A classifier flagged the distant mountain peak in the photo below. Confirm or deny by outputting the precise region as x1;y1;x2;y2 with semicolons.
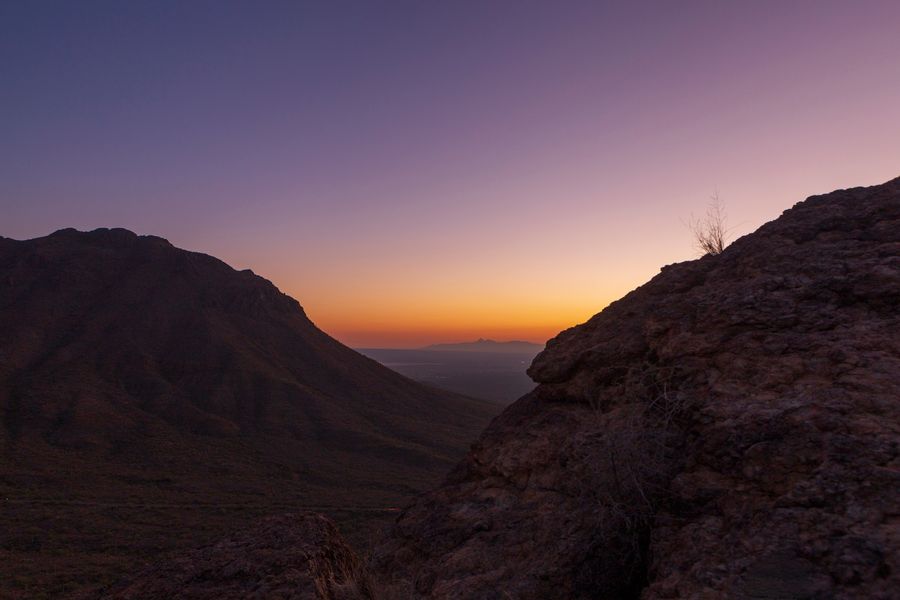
422;339;544;354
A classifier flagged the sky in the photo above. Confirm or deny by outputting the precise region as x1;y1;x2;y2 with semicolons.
2;1;899;347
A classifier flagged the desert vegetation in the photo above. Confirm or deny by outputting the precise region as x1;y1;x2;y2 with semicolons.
689;193;729;255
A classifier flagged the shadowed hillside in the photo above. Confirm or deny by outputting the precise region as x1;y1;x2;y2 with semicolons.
0;228;498;598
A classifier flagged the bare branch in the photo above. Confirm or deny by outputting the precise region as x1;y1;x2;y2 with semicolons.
688;192;728;256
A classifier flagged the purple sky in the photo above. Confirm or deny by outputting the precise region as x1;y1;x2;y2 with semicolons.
3;1;899;346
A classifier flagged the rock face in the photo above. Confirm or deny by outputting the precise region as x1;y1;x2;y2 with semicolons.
371;178;900;598
100;513;367;600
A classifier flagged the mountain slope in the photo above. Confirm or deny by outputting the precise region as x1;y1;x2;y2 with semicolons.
370;178;900;598
0;227;497;597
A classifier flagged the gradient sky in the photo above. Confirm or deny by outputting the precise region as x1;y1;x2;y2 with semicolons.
3;1;899;347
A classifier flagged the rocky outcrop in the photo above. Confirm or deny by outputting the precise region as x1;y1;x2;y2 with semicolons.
370;178;900;598
100;513;368;599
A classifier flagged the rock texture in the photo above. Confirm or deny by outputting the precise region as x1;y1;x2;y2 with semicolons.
371;177;900;598
100;513;367;600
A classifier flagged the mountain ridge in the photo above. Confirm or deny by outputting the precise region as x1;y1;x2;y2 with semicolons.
0;227;498;598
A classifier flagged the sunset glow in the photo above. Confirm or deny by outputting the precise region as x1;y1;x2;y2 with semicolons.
3;1;900;347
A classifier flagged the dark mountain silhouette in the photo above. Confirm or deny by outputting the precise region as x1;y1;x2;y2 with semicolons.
421;339;543;354
0;228;497;598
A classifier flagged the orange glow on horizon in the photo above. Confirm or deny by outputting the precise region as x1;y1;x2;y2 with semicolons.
275;266;631;348
315;319;583;349
288;284;616;348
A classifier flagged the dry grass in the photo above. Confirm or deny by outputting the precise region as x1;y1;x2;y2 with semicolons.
689;193;729;256
325;561;414;600
578;361;691;589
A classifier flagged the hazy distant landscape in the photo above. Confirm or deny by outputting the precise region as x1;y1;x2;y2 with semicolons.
359;340;543;404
